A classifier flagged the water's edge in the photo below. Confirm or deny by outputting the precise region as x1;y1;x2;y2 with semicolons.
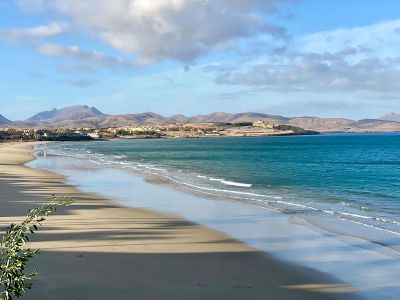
27;147;400;300
35;140;400;254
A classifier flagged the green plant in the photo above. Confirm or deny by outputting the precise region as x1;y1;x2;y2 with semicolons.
0;196;74;300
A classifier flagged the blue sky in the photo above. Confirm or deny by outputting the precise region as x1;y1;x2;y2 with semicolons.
1;0;400;120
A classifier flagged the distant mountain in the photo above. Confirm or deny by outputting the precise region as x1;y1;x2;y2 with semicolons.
20;109;289;128
183;112;288;124
25;105;105;124
288;117;354;132
1;105;399;132
0;114;11;125
379;113;400;122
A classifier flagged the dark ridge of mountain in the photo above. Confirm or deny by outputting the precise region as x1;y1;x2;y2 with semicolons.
122;112;166;124
168;114;188;123
25;105;105;123
0;114;12;125
26;108;58;123
184;112;234;123
379;112;400;122
89;106;105;116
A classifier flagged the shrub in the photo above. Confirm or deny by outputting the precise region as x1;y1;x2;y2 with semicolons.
0;196;74;300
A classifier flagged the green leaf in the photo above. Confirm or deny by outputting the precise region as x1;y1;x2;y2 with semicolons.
0;195;74;299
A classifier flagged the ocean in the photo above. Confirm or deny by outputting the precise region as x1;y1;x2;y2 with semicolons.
29;133;400;299
36;133;400;245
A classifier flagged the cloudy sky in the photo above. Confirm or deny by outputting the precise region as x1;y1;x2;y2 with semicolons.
1;0;400;120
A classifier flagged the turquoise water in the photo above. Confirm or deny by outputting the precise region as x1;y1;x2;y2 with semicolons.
40;133;400;243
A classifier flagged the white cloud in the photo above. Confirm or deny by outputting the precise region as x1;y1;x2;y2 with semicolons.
16;0;289;63
212;47;400;94
37;43;136;71
37;43;91;58
297;18;400;58
0;20;133;71
208;18;400;96
1;22;67;43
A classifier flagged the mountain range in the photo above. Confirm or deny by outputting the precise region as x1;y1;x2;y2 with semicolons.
1;105;400;133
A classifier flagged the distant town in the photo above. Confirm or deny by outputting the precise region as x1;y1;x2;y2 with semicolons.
0;121;319;142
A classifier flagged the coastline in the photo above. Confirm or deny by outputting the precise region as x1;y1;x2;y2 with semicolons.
28;138;400;299
0;142;358;299
36;136;400;252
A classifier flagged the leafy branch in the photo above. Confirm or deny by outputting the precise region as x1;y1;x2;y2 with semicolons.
0;196;74;300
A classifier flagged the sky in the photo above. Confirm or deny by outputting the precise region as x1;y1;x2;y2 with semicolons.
1;0;400;121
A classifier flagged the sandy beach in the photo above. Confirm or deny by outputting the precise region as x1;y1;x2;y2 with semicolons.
0;142;361;299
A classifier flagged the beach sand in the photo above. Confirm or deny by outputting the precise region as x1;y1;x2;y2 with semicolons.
0;142;361;299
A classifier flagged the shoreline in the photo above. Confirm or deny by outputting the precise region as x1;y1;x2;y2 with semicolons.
28;140;400;299
0;142;358;299
37;138;400;254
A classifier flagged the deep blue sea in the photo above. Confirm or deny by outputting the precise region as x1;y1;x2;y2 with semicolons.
39;133;400;245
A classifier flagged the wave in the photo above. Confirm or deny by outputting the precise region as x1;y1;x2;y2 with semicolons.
220;180;252;188
209;177;224;182
205;177;252;188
